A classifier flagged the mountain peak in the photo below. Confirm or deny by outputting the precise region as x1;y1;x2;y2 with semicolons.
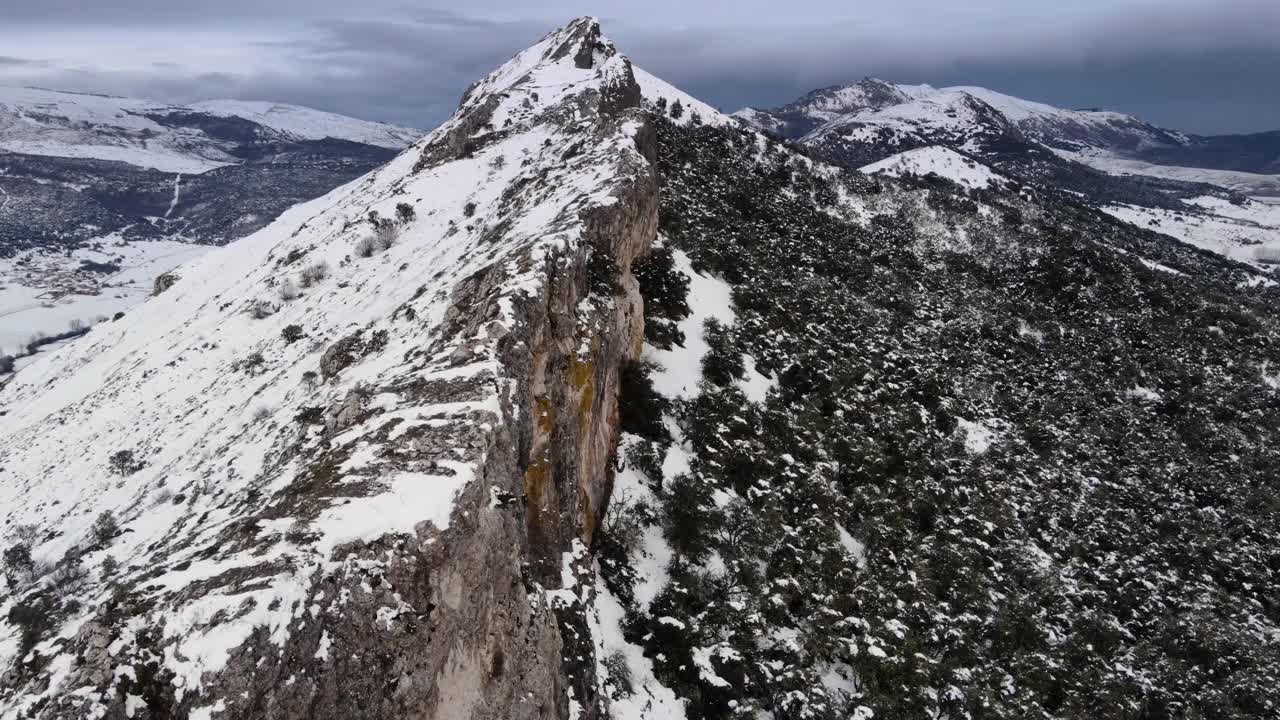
422;16;639;165
0;17;658;717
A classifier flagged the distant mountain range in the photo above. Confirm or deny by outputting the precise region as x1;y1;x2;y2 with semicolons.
736;78;1280;177
735;77;1280;275
0;86;422;357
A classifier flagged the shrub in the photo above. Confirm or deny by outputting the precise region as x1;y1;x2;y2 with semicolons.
700;319;744;386
3;543;36;586
7;595;54;658
634;244;691;349
299;261;330;288
49;556;88;598
355;235;379;258
109;450;141;476
662;473;720;561
0;355;13;374
240;352;267;375
463;202;477;218
373;222;399;251
603;650;633;697
624;438;666;483
91;511;120;545
282;324;305;344
395;202;416;224
247;299;277;319
278;278;301;302
619;361;671;442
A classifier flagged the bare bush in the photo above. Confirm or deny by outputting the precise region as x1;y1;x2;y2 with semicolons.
355;235;378;258
12;524;39;545
299;261;330;288
374;222;399;251
49;556;89;598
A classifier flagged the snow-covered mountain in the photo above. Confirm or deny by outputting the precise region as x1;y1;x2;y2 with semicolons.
737;78;1280;175
738;79;1280;276
0;87;420;173
0;88;424;364
2;16;1280;720
0;17;662;719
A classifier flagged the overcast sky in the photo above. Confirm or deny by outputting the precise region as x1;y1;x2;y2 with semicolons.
0;0;1277;134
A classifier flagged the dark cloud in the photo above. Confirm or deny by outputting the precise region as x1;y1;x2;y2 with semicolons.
0;1;1276;135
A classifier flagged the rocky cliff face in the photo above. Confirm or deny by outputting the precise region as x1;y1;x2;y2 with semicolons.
0;17;654;720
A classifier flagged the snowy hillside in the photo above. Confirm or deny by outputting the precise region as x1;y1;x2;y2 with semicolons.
183;100;420;150
0;17;659;718
1103;194;1280;272
0;89;426;368
860;145;1008;189
742;79;1279;274
0;86;421;173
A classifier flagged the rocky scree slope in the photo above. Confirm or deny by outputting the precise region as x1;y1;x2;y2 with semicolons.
0;17;656;720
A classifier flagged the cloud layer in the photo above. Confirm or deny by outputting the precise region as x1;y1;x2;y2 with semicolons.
0;1;1276;134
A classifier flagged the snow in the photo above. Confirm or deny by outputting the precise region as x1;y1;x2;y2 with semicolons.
944;85;1135;126
956;418;999;454
860;146;1006;189
836;522;868;569
1101;198;1280;272
311;466;473;557
1126;386;1163;402
644;248;735;399
589;566;687;719
1058;151;1280;198
634;67;732;127
737;354;776;403
0;238;210;357
184;100;420;149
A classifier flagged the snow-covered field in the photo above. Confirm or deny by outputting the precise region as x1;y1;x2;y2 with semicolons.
0;239;209;356
860;145;1007;189
1059;150;1280;198
1103;195;1280;271
185;100;420;150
